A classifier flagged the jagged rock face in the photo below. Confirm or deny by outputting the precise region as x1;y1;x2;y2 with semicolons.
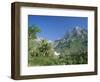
54;26;87;54
63;26;87;39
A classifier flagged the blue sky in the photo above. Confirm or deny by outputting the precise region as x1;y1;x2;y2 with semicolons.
28;15;88;41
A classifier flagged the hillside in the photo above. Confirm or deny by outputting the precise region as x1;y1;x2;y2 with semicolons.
54;26;88;64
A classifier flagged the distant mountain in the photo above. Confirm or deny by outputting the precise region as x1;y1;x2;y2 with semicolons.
54;26;87;54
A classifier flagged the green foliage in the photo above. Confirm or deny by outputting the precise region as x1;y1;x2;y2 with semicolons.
28;25;60;66
38;40;54;57
28;25;41;39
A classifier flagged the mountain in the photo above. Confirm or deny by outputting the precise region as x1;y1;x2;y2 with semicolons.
54;26;88;64
54;26;87;50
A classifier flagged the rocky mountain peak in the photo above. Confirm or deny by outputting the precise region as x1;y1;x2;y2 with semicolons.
63;26;87;39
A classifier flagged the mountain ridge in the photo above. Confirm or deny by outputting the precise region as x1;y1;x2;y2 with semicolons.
54;26;87;54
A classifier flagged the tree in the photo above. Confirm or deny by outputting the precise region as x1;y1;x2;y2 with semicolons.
38;40;54;57
28;25;41;39
28;25;41;65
